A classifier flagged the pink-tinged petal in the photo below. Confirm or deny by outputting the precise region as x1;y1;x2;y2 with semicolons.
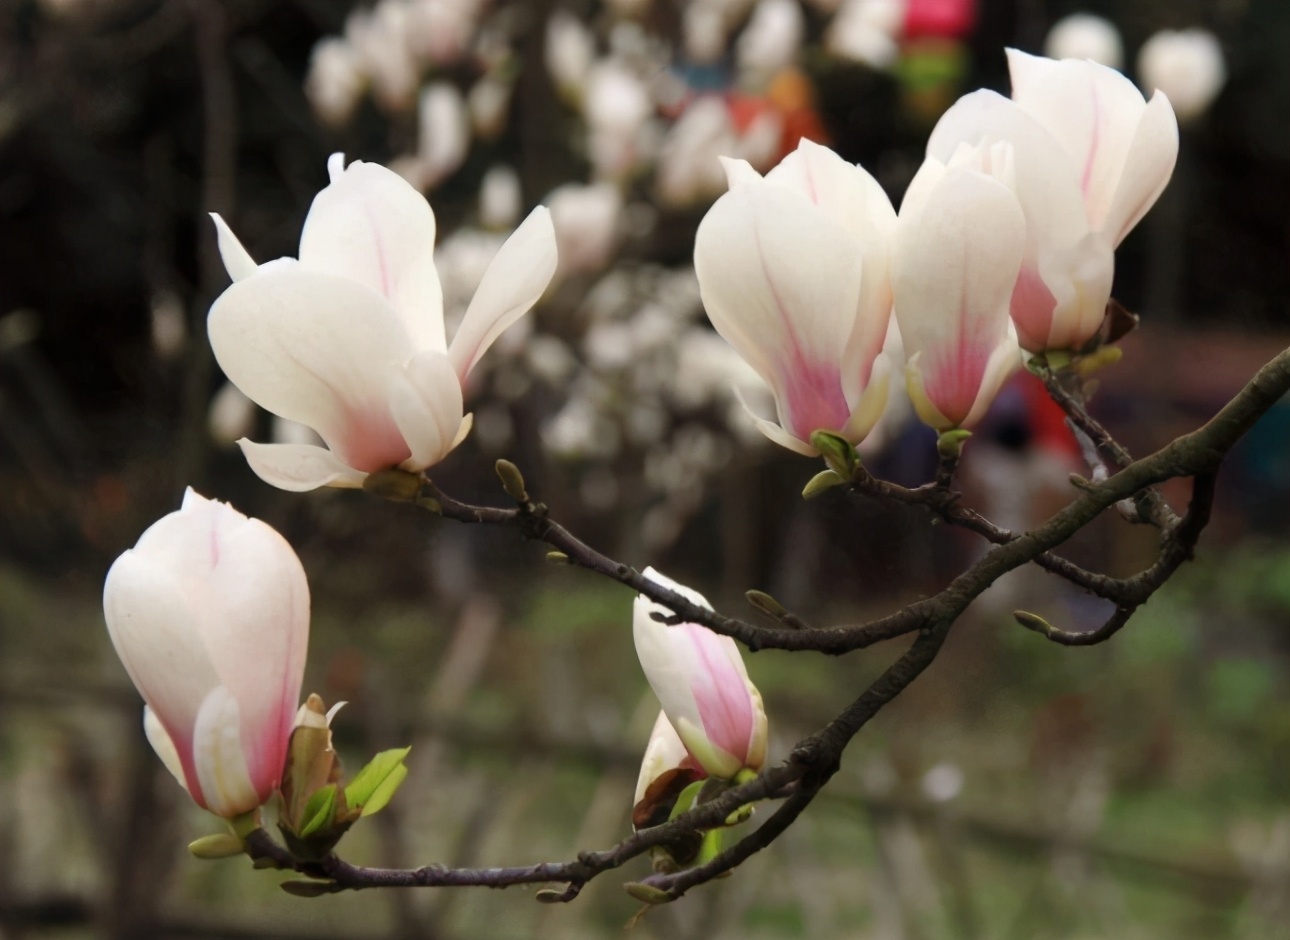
447;206;558;382
208;267;414;472
1009;260;1060;352
1100;91;1178;246
1005;48;1160;235
695;183;861;444
1029;232;1115;351
762;139;898;408
903;355;953;431
189;506;309;792
238;440;369;491
210;214;259;282
734;386;820;456
104;550;224;756
674;715;742;781
958;329;1023;429
299;154;447;353
894;166;1025;429
190;686;261;816
144;706;190;794
389;350;467;470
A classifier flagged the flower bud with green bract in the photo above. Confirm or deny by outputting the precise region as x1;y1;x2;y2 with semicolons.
694;138;896;456
102;489;309;820
633;568;768;781
207;153;558;492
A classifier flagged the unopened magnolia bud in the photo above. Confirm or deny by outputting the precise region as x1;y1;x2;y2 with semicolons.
495;459;529;502
1013;610;1056;635
280;880;342;898
187;833;245;860
745;589;787;618
534;887;570;903
624;882;674;905
802;469;844;499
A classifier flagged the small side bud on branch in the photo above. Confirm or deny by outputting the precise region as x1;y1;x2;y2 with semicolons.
802;469;845;500
1073;345;1123;377
187;833;245;860
495;459;529;503
534;887;573;903
546;551;570;564
745;590;787;618
363;468;423;501
280;879;343;898
1013;610;1058;637
624;882;674;905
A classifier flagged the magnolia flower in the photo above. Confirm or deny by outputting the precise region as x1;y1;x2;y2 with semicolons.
926;49;1177;352
207;154;557;491
694;137;896;454
102;489;309;819
894;140;1025;430
546;181;623;278
633;567;768;780
736;0;805;82
417;82;471;189
1137;29;1225;124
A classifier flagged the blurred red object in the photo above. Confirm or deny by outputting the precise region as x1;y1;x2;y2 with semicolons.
904;0;977;40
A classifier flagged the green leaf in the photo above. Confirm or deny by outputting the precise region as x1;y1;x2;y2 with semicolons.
298;784;338;838
344;747;412;816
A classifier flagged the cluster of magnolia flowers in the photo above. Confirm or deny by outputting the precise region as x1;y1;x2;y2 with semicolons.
102;47;1179;865
102;490;767;863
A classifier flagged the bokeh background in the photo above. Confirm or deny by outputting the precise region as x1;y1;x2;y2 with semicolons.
1;0;1289;937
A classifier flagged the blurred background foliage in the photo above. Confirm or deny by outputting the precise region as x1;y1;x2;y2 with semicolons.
0;0;1288;937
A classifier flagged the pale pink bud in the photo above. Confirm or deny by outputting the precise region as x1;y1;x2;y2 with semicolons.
633;568;768;780
894;141;1025;430
926;49;1177;352
633;710;702;813
207;154;558;491
694;138;896;454
102;489;309;819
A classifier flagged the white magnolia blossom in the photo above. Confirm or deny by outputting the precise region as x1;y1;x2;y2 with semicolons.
207;154;557;491
926;49;1178;352
479;164;522;230
546;9;596;100
694;138;896;454
305;37;367;127
345;1;420;111
103;490;309;819
737;0;806;81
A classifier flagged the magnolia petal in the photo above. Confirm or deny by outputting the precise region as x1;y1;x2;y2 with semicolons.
448;206;558;382
1101;91;1179;246
210;214;259;282
389;350;467;470
695;183;862;440
1006;48;1159;234
841;352;892;443
634;710;692;806
208;267;411;456
958;330;1023;430
675;714;742;781
927;90;1089;249
191;686;262;817
237;440;369;491
1030;231;1115;351
904;354;954;431
739;396;819;455
104;549;224;751
143;706;190;794
718;155;763;188
894;167;1025;429
299;156;447;353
